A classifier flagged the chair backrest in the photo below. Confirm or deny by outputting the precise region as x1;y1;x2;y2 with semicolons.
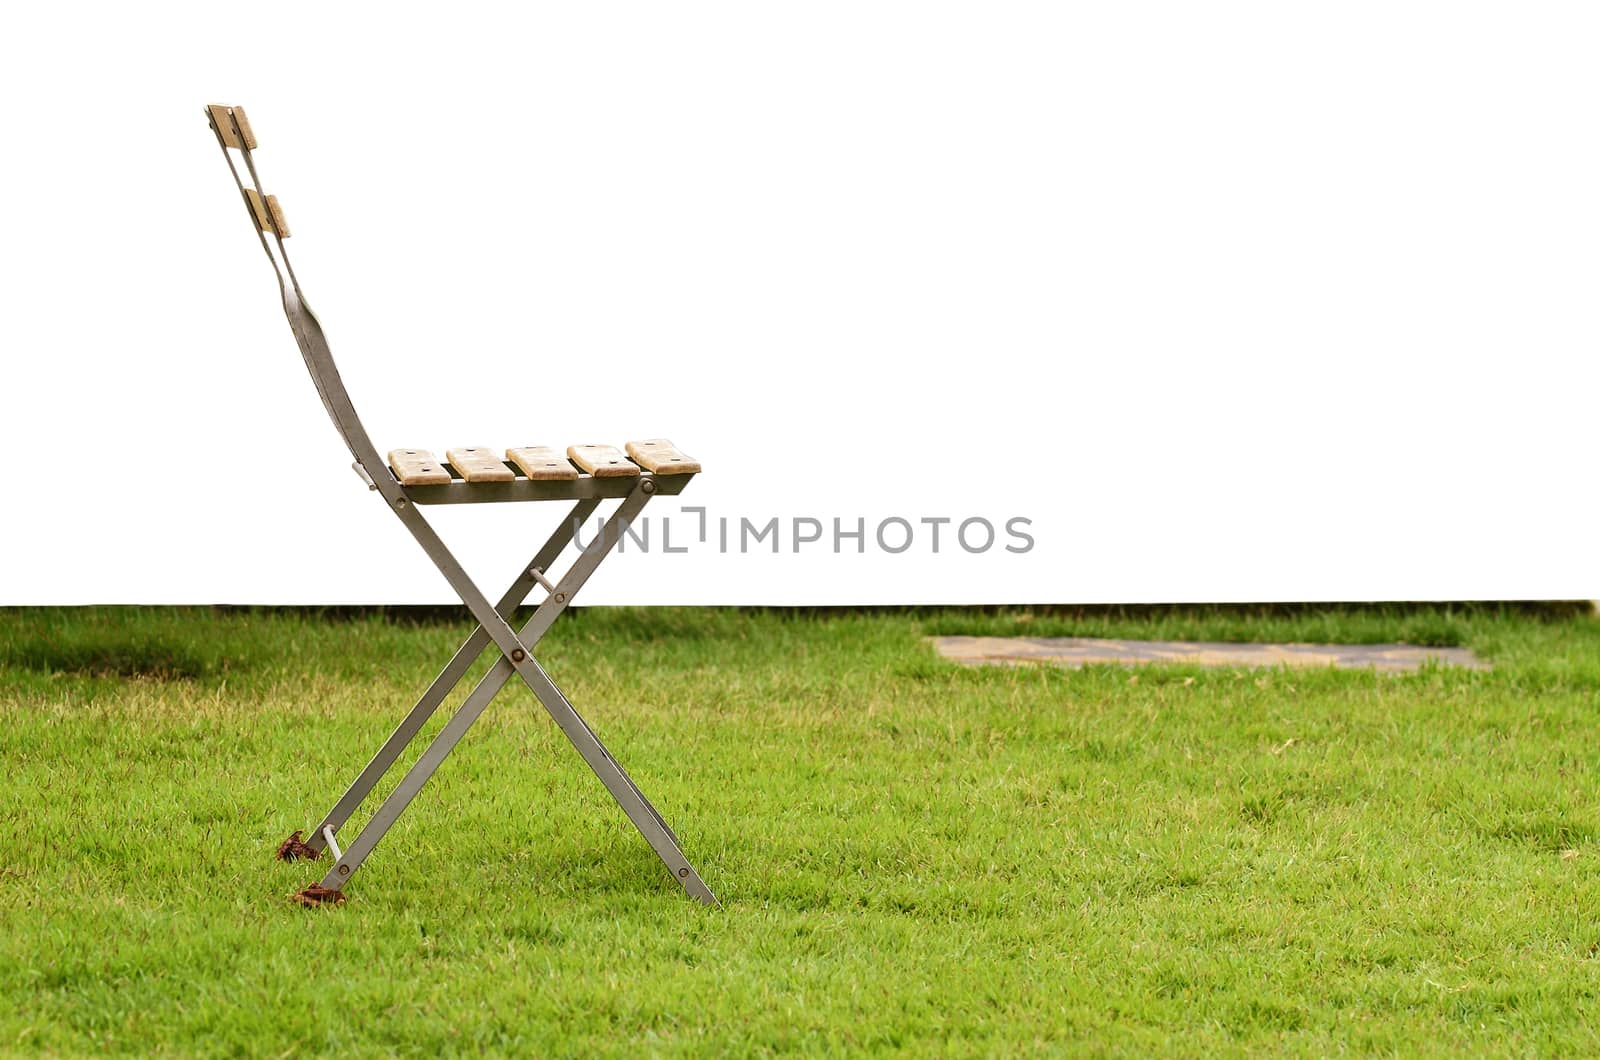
206;104;389;486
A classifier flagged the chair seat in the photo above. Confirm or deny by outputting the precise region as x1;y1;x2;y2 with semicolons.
385;440;700;503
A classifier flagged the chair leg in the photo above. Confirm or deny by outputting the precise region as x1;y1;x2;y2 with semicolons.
513;654;716;904
298;500;599;856
312;629;715;904
480;487;715;900
307;485;714;905
314;651;518;891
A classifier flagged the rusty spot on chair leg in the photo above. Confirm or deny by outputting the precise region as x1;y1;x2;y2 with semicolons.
292;884;346;908
276;830;321;862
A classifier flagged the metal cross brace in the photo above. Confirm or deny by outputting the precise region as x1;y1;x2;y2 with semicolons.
300;482;716;905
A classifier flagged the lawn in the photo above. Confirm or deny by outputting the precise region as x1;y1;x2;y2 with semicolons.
1;604;1598;1055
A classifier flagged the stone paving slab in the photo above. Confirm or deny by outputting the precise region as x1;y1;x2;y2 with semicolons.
932;636;1488;672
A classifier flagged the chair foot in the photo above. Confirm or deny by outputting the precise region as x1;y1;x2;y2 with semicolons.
275;830;321;862
291;884;346;907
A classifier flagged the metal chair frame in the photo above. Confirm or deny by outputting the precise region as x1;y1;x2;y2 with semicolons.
205;104;715;906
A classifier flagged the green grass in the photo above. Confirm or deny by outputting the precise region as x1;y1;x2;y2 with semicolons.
2;604;1599;1055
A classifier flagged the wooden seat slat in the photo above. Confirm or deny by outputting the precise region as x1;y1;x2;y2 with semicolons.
389;449;452;487
624;439;700;475
446;447;515;483
507;445;580;481
567;444;641;478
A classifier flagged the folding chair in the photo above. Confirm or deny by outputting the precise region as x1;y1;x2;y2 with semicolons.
204;104;715;907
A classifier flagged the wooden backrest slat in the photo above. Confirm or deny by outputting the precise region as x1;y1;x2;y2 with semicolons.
231;107;258;149
207;104;259;150
243;189;273;233
265;194;290;238
208;104;241;149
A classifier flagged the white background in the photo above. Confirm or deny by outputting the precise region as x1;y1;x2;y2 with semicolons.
1;2;1594;604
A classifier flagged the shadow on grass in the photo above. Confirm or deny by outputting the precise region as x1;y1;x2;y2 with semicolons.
1;637;213;680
